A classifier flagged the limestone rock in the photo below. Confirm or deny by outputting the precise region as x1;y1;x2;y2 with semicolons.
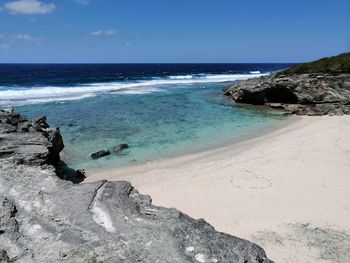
0;109;273;263
224;73;350;115
0;249;9;262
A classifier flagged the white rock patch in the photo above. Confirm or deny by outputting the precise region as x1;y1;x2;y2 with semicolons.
27;224;42;235
186;246;194;252
91;184;115;233
195;253;206;262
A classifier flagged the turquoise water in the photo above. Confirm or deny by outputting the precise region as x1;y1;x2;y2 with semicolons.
1;63;292;172
16;81;287;172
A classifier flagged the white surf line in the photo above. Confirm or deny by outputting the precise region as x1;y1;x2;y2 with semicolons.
89;181;115;233
0;73;268;104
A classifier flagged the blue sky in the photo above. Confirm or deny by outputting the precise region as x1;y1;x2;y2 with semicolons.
0;0;349;63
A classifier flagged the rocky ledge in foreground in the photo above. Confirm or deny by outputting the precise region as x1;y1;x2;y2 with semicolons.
224;53;350;116
0;109;272;263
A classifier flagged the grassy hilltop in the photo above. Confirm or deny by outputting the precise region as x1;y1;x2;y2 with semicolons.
281;52;350;75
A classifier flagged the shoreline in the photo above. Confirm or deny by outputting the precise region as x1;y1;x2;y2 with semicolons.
86;115;350;262
0;109;274;262
85;113;297;176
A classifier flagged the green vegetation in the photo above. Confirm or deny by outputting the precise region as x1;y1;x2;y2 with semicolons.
281;52;350;75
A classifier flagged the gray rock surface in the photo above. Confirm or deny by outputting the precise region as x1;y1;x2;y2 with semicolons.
0;109;273;263
223;73;350;115
0;249;9;262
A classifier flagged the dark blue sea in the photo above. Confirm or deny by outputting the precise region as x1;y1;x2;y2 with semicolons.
0;63;293;171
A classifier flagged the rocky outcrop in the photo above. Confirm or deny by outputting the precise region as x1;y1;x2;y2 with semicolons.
113;144;129;155
0;108;64;165
224;73;350;115
224;53;350;116
0;109;273;263
91;149;110;160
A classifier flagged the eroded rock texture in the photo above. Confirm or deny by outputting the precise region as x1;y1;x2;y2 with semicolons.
0;109;272;263
224;73;350;116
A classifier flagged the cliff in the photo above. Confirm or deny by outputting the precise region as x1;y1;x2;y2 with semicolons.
0;108;272;263
224;53;350;115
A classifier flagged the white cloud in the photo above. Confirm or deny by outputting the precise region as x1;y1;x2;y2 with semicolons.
0;43;10;49
89;29;118;37
13;33;44;42
4;0;55;15
0;33;45;49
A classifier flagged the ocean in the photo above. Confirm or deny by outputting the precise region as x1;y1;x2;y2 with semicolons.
0;63;293;171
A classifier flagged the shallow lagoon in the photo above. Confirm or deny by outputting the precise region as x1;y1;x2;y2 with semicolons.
16;81;287;171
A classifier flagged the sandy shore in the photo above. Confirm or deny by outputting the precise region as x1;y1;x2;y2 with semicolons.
86;116;350;263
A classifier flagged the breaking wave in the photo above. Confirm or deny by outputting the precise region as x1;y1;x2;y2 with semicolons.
0;73;267;106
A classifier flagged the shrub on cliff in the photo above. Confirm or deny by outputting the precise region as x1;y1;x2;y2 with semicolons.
281;52;350;75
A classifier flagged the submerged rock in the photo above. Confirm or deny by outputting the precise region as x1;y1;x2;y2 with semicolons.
91;149;110;159
113;143;129;154
0;109;273;263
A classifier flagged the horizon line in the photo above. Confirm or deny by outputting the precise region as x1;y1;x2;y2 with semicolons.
0;62;299;65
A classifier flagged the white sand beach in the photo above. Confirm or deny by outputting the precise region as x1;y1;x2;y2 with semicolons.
87;116;350;263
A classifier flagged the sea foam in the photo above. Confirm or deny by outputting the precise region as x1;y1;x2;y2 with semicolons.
0;73;267;106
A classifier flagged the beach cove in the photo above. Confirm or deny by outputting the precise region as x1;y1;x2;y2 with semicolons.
87;115;350;263
1;1;349;262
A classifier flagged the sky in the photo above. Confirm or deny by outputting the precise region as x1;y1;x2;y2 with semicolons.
0;0;349;63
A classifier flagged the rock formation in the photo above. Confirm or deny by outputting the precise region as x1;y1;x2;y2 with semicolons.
113;144;129;155
91;150;111;160
0;109;273;263
224;53;350;115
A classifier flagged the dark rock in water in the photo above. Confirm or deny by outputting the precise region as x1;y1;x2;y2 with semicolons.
113;143;129;154
67;123;75;127
0;110;273;263
224;53;350;116
91;150;110;159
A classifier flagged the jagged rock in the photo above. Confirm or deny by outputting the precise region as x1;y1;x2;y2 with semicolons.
224;53;350;116
0;110;64;166
224;73;350;115
45;128;64;163
1;108;13;114
0;249;9;262
34;116;49;129
91;150;110;159
75;169;86;178
0;110;273;263
0;197;19;237
113;143;129;155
